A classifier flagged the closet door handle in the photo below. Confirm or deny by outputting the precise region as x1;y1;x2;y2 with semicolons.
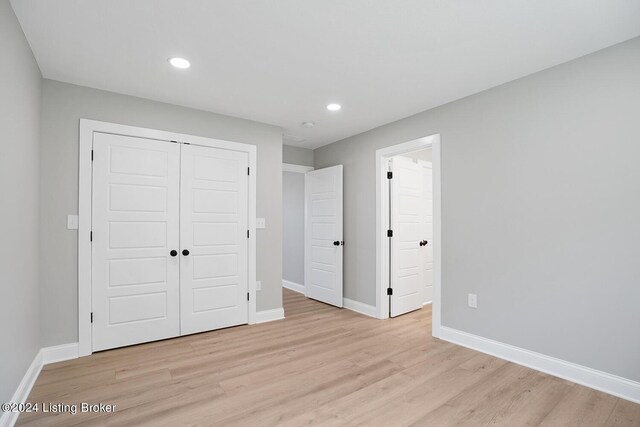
182;249;190;256
170;250;178;257
333;241;340;246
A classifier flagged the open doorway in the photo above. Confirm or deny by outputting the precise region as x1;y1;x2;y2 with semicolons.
375;135;442;337
282;163;313;294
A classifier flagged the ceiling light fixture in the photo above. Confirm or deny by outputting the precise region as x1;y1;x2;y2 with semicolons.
326;103;341;111
168;57;191;69
302;121;315;128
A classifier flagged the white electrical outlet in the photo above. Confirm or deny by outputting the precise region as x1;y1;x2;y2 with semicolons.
468;293;478;309
256;281;262;291
67;214;79;230
256;218;266;229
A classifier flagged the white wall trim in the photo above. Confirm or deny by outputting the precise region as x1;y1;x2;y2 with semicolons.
0;342;80;427
282;280;305;294
423;300;432;306
283;163;314;173
41;343;79;365
78;119;257;357
0;351;42;427
440;326;640;404
343;298;378;318
254;308;285;324
375;134;441;331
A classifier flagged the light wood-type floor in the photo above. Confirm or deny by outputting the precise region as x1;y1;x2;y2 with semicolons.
18;289;640;426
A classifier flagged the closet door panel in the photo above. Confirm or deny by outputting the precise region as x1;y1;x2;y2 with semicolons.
91;133;180;351
180;145;249;335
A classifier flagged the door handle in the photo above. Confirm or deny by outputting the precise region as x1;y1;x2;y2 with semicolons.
333;241;340;246
419;240;428;247
170;250;178;257
182;249;190;256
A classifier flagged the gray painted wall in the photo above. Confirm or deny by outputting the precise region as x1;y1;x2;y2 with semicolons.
283;172;305;285
39;80;283;347
283;144;314;167
314;37;640;381
0;0;42;403
282;145;312;287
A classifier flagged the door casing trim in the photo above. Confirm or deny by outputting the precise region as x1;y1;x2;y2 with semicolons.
375;134;441;338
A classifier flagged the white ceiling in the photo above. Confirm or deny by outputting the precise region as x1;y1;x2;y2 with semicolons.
11;1;640;149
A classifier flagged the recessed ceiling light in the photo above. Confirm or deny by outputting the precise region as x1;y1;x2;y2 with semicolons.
326;103;341;111
168;57;191;69
302;121;315;128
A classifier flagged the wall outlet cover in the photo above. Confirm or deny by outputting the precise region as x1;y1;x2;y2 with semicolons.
468;293;478;309
256;281;262;291
256;218;266;229
67;214;79;230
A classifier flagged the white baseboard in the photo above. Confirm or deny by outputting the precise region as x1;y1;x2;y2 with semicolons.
423;300;432;306
282;280;305;294
439;326;640;404
343;298;378;318
1;343;80;427
42;343;79;365
0;351;43;427
255;308;285;324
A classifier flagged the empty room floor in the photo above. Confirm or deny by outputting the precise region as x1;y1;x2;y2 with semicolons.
18;289;640;426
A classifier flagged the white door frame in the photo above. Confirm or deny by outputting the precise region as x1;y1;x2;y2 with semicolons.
375;134;442;337
78;119;258;357
283;163;314;174
282;163;314;293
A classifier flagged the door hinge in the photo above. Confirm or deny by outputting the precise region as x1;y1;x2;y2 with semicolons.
387;288;393;296
90;231;93;241
247;167;250;175
247;229;250;239
90;312;93;323
387;229;393;237
387;171;392;179
247;292;250;301
91;150;94;161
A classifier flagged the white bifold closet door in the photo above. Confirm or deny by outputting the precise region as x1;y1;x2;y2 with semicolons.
92;133;249;351
305;165;343;307
180;144;249;335
92;133;181;351
389;156;424;317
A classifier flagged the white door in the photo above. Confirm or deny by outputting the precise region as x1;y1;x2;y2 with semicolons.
91;133;181;351
180;144;249;335
419;161;434;304
390;157;424;317
305;165;343;307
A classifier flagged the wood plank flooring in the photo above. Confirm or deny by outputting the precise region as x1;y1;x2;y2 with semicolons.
18;289;640;426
